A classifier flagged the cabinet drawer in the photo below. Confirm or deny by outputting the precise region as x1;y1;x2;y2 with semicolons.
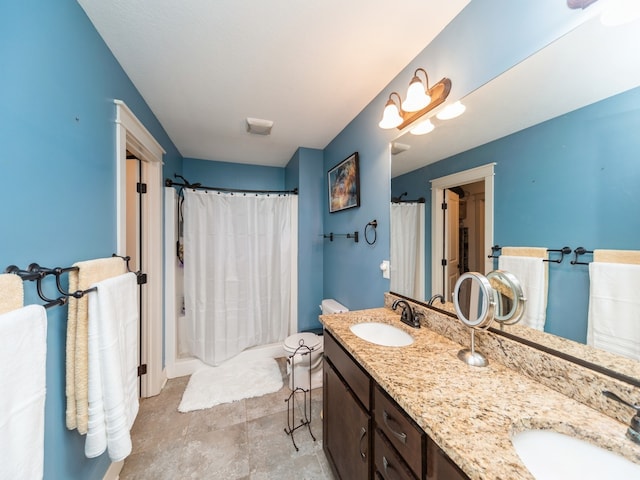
374;429;417;480
324;330;370;410
374;386;424;479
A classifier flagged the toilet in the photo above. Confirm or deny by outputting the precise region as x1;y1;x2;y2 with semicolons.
283;298;348;391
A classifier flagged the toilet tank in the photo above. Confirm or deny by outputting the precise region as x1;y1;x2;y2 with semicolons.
321;299;349;314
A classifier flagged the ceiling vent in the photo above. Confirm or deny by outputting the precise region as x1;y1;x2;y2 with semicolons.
246;117;273;135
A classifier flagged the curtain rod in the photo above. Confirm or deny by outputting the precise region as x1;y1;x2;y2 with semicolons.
165;176;298;195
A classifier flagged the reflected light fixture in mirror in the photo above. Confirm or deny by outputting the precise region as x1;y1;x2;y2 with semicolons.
402;68;432;112
410;118;435;135
436;101;466;120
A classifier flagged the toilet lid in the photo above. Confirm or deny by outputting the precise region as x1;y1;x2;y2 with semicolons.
284;332;321;352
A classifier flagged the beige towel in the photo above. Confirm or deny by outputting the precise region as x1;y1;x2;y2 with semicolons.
594;249;640;265
501;246;548;259
66;257;127;433
0;274;23;315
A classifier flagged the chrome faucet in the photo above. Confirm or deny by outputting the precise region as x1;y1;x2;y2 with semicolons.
603;390;640;445
428;294;445;306
391;299;420;328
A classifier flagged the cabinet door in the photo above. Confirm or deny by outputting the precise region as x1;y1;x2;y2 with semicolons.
426;436;470;480
324;361;371;480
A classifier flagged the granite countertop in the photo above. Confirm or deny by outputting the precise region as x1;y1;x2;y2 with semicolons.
320;308;640;480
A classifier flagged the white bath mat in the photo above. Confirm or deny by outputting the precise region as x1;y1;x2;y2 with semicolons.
178;358;283;412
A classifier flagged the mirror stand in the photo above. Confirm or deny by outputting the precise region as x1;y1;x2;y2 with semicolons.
458;328;489;367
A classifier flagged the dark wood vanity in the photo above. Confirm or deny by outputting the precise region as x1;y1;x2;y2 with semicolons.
323;330;469;480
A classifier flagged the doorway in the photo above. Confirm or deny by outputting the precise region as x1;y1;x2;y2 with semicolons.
115;100;165;398
431;163;494;300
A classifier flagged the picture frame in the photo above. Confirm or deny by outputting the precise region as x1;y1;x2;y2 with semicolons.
328;152;360;213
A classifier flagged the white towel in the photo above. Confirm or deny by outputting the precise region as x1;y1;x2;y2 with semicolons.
0;305;47;480
587;262;640;361
498;255;548;331
85;273;139;462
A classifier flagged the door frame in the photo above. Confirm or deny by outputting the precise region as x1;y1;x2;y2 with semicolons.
431;163;495;299
115;99;166;397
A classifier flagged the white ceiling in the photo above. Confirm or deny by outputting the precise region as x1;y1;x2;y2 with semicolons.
77;0;470;167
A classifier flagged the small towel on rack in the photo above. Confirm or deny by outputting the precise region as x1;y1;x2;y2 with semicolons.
499;248;548;331
0;305;47;480
587;261;640;361
0;273;24;315
85;272;139;462
593;249;640;265
66;257;127;433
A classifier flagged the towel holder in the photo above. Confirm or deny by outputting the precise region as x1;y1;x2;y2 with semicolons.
543;246;572;264
571;247;594;265
322;232;359;243
112;254;147;284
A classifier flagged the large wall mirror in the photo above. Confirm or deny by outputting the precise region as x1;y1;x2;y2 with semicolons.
390;13;640;382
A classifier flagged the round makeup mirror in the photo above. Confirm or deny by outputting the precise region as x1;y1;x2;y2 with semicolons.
453;272;497;367
487;270;526;326
453;272;496;330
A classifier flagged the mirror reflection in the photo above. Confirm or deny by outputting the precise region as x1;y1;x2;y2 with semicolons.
389;14;640;373
487;270;526;326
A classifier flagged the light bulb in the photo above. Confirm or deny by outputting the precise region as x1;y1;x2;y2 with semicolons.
402;78;431;112
378;99;403;129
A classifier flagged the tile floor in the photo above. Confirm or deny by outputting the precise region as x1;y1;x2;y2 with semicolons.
120;359;335;479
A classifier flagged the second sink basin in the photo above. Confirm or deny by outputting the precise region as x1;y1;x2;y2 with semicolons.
349;322;414;347
512;429;640;479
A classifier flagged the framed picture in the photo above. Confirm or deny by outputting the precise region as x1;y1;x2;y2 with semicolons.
328;152;360;213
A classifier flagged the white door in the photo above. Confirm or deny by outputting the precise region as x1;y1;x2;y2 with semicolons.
444;189;460;301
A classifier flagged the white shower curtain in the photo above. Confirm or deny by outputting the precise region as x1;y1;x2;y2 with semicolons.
183;189;297;366
390;202;425;301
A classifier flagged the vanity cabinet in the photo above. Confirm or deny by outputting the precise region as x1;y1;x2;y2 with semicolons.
323;330;470;480
323;332;372;479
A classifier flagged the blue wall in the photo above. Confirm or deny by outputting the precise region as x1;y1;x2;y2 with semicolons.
322;0;595;312
1;2;182;479
285;148;325;332
183;157;285;190
392;86;640;343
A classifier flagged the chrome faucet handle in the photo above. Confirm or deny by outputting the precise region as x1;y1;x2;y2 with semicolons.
603;390;640;445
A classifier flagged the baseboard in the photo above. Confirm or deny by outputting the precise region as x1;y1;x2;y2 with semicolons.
103;460;123;480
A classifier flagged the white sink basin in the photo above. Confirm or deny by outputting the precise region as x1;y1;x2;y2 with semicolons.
512;429;640;479
349;322;414;347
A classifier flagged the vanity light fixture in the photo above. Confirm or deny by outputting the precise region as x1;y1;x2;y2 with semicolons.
436;101;466;120
410;118;435;135
378;70;451;131
402;68;432;112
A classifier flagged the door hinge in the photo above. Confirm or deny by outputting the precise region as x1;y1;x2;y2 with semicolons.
137;364;147;376
137;273;148;285
441;259;447;266
441;202;447;210
136;182;147;194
